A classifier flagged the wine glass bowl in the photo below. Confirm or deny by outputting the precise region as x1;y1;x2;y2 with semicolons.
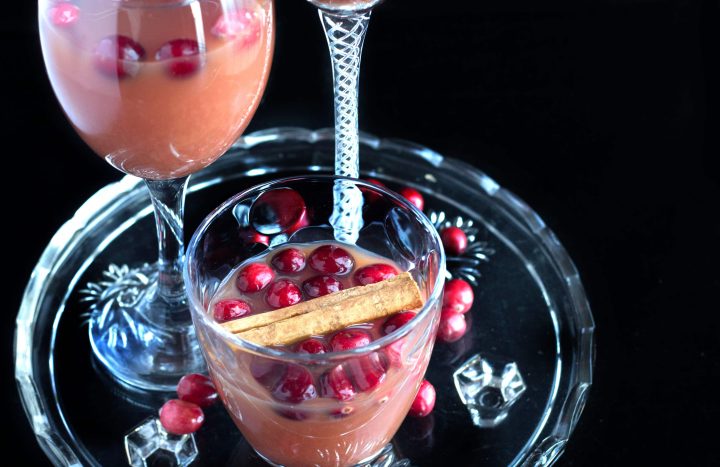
40;0;274;180
38;0;275;391
185;176;445;466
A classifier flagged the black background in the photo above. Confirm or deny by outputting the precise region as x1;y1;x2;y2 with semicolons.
3;0;719;465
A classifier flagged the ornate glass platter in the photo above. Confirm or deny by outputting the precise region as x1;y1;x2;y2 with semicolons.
15;128;594;466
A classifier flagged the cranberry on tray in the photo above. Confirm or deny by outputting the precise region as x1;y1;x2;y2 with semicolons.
443;278;474;314
409;379;436;417
159;399;204;435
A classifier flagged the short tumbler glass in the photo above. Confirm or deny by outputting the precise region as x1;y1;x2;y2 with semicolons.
184;176;445;466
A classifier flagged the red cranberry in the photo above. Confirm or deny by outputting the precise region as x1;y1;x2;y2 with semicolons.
155;39;202;77
93;35;145;79
238;228;269;246
308;245;355;275
398;187;425;211
251;188;307;235
271;365;317;403
443;279;474;314
441;226;469;255
235;263;274;293
271;248;306;273
409;380;436;417
437;308;467;343
266;279;302;309
382;311;417;335
250;358;285;388
296;338;327;354
158;399;204;435
353;263;398;286
50;3;79;28
211;8;261;47
303;275;344;299
320;366;356;401
330;329;371;352
177;373;217;408
213;299;251;323
347;354;386;392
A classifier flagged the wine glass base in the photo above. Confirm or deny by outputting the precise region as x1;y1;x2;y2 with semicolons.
84;262;206;392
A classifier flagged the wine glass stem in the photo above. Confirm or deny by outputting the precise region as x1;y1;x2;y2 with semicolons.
320;9;371;244
144;176;189;309
319;9;371;178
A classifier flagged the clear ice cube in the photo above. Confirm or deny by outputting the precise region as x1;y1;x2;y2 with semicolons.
453;354;526;428
124;417;198;467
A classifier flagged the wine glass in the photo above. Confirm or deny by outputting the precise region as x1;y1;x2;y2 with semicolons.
39;0;275;391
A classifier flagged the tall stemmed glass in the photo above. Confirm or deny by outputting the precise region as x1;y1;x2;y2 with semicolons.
307;0;383;243
39;0;275;391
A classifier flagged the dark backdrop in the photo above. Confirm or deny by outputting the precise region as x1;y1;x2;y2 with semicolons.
3;0;718;465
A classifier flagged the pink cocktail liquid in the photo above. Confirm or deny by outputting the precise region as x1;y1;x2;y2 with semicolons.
203;241;436;466
40;0;274;180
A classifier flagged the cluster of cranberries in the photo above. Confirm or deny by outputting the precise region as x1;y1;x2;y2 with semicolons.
48;1;260;78
213;244;402;322
159;373;218;435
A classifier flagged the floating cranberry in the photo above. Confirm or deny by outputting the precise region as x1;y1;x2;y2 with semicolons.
266;279;302;309
251;188;307;235
303;275;344;299
347;354;386;392
155;38;202;77
250;358;285;388
211;8;261;47
382;311;416;335
158;399;204;435
409;380;436;417
50;2;79;28
441;226;468;255
353;263;398;286
443;278;474;314
296;338;327;355
436;308;467;343
271;248;306;273
177;373;218;408
398;187;425;211
330;329;371;352
93;35;145;78
236;263;274;293
320;366;356;401
271;365;317;403
308;245;355;275
213;299;251;322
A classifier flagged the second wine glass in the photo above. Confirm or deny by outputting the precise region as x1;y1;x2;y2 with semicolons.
39;0;275;391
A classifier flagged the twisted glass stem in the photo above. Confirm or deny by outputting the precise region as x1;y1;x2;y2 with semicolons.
144;176;189;317
320;9;371;243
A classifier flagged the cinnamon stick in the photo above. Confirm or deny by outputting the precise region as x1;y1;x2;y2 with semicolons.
220;272;424;346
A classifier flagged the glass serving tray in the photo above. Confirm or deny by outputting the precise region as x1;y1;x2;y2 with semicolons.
15;127;595;467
